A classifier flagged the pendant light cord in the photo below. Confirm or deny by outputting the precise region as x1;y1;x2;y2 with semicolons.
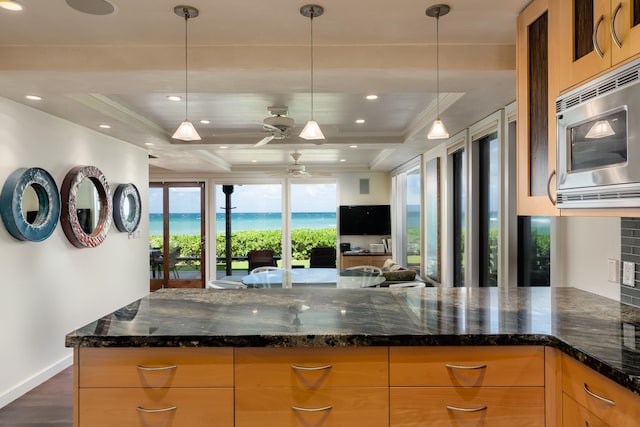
435;12;440;120
184;11;189;120
309;12;315;120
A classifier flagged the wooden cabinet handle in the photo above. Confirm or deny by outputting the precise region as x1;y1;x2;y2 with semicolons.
446;405;487;412
445;363;487;370
136;365;177;371
292;405;332;412
583;383;616;406
136;405;177;413
611;3;623;48
593;15;605;58
291;364;332;371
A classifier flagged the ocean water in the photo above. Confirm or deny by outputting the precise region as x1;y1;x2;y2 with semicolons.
150;212;337;235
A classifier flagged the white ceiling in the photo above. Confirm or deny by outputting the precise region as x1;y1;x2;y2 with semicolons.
0;0;530;176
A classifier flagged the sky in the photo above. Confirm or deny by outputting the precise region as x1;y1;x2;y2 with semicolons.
149;183;337;214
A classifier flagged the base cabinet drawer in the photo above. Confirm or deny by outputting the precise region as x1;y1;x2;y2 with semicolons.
79;347;234;388
235;387;389;427
562;355;640;426
390;346;544;387
390;387;544;427
562;393;609;427
235;347;388;387
78;388;234;427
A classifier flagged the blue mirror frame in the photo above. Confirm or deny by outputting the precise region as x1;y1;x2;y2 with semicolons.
113;183;141;233
0;167;61;242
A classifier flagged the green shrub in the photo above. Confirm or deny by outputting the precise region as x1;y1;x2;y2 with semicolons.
150;227;337;261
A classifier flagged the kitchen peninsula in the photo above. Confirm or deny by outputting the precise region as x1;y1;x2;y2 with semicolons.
66;287;640;426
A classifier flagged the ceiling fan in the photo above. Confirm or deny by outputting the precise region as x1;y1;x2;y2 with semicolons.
287;152;312;177
255;106;294;147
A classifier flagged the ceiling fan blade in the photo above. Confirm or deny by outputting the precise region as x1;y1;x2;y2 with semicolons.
255;135;275;147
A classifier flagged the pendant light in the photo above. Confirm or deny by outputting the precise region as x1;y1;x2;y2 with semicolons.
172;5;201;141
299;4;325;141
426;4;450;140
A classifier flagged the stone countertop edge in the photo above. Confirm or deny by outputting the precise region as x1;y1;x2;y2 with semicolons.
64;287;640;397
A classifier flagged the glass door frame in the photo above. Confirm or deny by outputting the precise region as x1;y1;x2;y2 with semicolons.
150;181;206;291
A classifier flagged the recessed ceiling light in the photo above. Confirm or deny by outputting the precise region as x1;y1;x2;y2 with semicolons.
251;159;257;163
219;146;228;149
350;145;358;148
167;95;182;102
0;1;23;11
200;119;211;124
98;124;111;129
25;95;42;101
365;94;378;100
340;159;346;162
355;119;365;124
144;142;154;146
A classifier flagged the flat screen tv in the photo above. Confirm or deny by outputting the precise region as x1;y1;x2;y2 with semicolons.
339;205;391;235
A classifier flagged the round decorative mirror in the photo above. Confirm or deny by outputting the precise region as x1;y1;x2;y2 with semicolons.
0;167;61;241
113;183;141;233
60;165;112;248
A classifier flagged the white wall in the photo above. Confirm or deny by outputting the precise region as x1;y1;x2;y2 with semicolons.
0;97;149;407
553;216;621;300
336;172;391;250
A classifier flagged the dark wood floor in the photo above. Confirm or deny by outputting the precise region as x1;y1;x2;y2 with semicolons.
0;367;73;426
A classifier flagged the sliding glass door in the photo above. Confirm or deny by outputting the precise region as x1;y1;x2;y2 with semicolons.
149;182;205;290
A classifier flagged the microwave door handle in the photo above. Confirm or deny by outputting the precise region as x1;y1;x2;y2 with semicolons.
547;170;557;206
593;15;605;58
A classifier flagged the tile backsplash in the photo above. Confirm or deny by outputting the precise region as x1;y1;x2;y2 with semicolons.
621;218;640;307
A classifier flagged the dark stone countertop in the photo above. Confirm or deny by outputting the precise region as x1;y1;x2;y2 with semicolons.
65;287;640;395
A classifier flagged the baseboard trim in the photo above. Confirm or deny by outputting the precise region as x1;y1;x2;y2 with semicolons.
0;354;73;409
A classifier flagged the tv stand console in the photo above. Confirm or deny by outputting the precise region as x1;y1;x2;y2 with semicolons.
340;252;391;269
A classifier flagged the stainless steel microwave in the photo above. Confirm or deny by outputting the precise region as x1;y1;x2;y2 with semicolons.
556;58;640;208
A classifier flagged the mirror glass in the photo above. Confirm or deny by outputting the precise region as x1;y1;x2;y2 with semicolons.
21;184;41;225
76;178;101;235
124;193;136;222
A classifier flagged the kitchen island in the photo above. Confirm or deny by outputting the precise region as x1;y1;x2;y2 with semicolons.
66;287;640;426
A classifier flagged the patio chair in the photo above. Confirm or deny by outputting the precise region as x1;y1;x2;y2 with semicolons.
247;249;276;272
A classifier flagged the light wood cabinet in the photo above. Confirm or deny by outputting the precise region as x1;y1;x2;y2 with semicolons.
516;0;561;216
559;0;640;93
562;393;609;426
389;346;545;427
75;347;234;427
561;353;640;426
339;253;391;269
235;347;389;427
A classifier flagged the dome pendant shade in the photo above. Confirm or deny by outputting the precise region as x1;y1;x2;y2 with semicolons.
427;118;449;139
172;119;201;141
299;120;325;140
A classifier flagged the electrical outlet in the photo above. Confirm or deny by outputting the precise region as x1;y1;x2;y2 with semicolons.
623;261;635;287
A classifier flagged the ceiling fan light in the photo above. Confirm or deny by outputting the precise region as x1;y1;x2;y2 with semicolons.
299;120;325;140
172;119;201;141
427;118;449;140
585;119;615;139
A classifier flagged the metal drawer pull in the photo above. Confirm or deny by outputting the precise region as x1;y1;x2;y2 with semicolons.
445;363;487;370
446;405;487;413
583;383;616;406
593;15;605;58
136;405;177;413
136;365;177;371
611;2;623;48
292;405;332;412
291;364;332;371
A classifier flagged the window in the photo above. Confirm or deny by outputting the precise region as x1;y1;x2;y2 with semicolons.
518;216;551;286
406;168;421;272
451;148;466;286
478;131;499;286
